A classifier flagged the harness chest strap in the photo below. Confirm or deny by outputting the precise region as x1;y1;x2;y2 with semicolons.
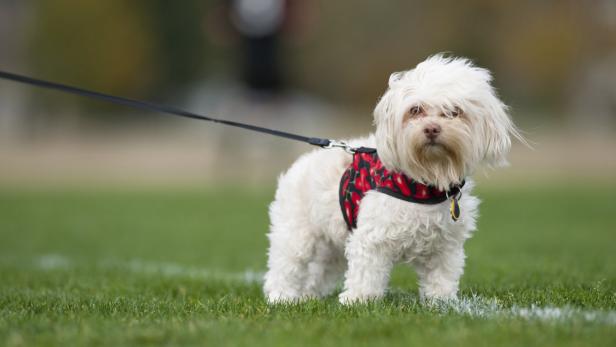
339;150;464;230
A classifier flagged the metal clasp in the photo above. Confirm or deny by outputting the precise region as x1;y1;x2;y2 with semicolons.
324;140;356;154
446;190;462;200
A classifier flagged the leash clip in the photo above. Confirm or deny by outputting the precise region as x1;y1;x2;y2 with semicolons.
324;140;356;154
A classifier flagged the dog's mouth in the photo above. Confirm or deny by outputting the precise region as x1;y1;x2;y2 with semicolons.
406;132;467;189
419;139;457;161
423;139;446;151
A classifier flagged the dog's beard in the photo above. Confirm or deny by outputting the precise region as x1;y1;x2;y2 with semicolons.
403;125;471;190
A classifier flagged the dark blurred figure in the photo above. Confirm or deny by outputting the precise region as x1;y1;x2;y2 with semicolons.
231;0;286;93
208;0;314;96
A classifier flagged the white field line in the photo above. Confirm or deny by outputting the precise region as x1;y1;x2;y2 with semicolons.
429;295;616;325
103;258;265;284
26;254;616;325
35;254;264;284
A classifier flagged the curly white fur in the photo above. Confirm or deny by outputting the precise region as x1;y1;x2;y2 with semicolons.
263;55;520;304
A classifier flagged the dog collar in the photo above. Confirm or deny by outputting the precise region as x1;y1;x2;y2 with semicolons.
339;150;464;230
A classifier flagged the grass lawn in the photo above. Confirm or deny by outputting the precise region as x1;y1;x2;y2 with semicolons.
0;184;615;346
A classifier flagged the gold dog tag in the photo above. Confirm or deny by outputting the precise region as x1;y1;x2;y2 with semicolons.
450;197;460;221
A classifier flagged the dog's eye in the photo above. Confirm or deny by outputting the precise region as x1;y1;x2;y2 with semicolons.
442;107;463;119
409;106;423;117
451;107;463;117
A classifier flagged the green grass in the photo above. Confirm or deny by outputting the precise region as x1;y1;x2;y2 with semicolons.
0;184;615;346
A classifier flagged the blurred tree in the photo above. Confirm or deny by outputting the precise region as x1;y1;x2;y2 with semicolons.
29;1;156;107
138;0;208;96
28;0;208;112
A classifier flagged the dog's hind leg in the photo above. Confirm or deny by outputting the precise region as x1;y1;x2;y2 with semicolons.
303;240;346;298
263;228;345;303
263;228;313;303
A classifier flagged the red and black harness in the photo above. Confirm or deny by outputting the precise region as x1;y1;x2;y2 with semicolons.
339;148;464;230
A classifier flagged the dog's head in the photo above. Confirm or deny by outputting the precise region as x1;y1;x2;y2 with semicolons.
374;55;521;190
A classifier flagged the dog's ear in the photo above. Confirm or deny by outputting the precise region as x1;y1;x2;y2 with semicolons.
374;87;402;171
376;71;405;124
479;98;516;167
388;71;405;88
463;65;525;168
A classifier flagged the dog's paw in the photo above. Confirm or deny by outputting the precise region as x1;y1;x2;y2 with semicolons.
338;290;382;305
420;294;459;306
266;292;300;305
419;288;458;304
419;283;458;302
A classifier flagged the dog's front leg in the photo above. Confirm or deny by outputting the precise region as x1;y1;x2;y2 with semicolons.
339;226;396;304
413;247;465;301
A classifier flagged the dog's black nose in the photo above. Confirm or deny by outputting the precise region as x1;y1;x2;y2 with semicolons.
423;123;442;139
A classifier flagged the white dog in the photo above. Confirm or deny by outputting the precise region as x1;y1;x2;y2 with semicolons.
264;55;522;304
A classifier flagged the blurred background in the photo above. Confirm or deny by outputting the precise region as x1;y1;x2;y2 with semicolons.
1;5;615;344
1;0;615;186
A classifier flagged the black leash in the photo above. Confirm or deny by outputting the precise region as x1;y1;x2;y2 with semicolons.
0;70;375;152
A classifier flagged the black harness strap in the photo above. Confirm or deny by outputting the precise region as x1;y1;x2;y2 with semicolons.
0;70;333;148
375;181;464;204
